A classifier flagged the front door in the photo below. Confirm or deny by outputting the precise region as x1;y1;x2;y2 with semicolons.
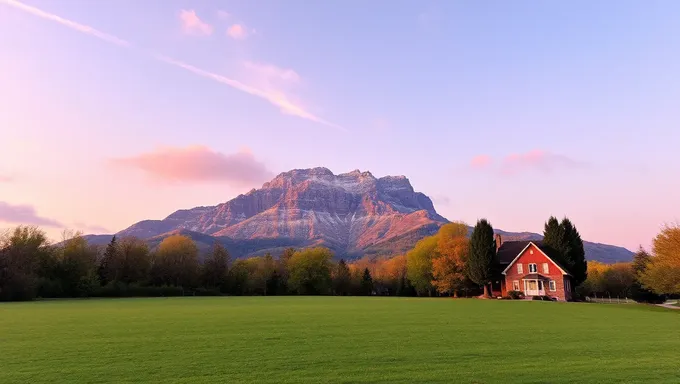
524;280;545;296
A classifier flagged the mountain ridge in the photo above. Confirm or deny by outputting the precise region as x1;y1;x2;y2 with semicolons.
84;167;634;263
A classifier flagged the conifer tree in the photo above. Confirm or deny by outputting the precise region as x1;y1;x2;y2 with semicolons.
467;219;496;297
361;268;374;296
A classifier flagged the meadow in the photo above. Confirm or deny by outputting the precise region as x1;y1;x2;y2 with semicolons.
1;297;679;384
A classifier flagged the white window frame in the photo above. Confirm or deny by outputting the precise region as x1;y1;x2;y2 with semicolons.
549;280;557;291
512;280;520;291
517;263;523;274
542;263;549;274
528;263;537;273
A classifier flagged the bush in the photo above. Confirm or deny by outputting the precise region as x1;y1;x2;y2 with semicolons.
507;290;524;300
93;282;185;298
191;288;223;296
531;295;556;301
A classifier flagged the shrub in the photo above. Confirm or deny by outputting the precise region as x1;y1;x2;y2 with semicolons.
507;290;524;300
93;282;185;298
531;295;556;301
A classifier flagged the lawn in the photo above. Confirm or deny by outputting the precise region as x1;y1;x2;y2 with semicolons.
1;297;679;384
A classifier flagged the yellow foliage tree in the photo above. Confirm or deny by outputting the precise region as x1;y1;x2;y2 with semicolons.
431;222;469;297
640;224;680;295
152;234;199;288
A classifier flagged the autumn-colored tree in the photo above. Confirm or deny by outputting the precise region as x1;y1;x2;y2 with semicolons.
150;234;199;288
202;242;230;291
629;247;664;303
431;222;469;297
287;247;333;295
640;224;680;295
467;219;495;297
372;255;411;295
407;235;439;296
248;253;277;295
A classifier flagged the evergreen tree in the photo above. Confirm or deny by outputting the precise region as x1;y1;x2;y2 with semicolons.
467;219;496;297
561;218;587;286
543;217;587;287
98;236;117;286
202;242;230;292
542;216;565;256
360;268;374;296
333;259;352;295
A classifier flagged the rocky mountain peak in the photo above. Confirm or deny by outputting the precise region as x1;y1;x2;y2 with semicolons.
97;166;633;262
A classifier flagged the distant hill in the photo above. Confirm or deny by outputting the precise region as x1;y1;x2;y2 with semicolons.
84;167;634;263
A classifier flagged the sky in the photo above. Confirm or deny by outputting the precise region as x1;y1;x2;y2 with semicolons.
1;0;679;251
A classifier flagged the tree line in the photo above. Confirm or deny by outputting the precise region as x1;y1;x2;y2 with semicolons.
578;224;679;302
1;221;678;302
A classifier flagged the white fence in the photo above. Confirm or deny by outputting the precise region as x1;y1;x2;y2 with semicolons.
585;296;633;304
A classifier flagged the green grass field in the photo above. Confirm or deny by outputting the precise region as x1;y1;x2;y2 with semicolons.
1;297;679;384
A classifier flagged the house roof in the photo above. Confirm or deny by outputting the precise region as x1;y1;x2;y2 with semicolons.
498;241;572;276
497;241;549;264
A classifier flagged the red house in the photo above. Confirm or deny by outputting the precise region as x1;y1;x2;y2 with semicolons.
493;236;573;301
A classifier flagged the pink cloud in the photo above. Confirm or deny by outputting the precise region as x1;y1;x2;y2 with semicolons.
217;10;231;20
73;222;111;234
110;146;274;186
501;150;585;175
0;201;63;227
468;150;585;176
0;175;13;183
227;24;248;40
179;9;213;36
470;155;492;169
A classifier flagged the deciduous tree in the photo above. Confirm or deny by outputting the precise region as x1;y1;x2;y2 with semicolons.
640;224;680;295
151;234;199;288
287;247;333;295
406;235;439;296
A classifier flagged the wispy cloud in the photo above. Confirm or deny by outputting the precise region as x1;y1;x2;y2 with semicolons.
179;9;213;36
0;174;13;183
470;155;492;169
227;24;249;40
0;201;64;227
110;146;275;187
0;0;130;46
468;150;586;176
217;10;231;20
500;150;586;175
73;222;111;234
0;0;341;130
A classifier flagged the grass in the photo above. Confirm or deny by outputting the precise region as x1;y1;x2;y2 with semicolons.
1;297;679;384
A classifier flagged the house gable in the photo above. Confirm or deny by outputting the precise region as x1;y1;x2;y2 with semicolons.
501;242;570;276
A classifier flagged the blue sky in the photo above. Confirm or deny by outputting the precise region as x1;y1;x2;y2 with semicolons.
1;0;679;250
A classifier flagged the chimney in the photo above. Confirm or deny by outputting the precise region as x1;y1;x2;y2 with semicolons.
495;234;502;251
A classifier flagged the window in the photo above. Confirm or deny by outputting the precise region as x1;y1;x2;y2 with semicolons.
549;280;557;291
517;263;523;274
512;281;520;291
542;263;549;274
529;263;537;273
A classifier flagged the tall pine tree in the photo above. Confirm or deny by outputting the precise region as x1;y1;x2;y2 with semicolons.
543;216;587;287
98;235;117;286
360;268;374;296
467;219;496;297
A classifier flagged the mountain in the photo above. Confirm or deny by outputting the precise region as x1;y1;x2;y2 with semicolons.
85;167;634;263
